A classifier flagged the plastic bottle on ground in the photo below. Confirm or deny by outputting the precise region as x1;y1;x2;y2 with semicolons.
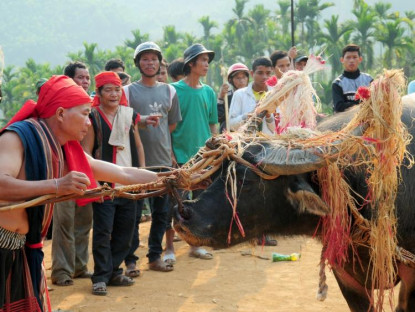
272;252;301;262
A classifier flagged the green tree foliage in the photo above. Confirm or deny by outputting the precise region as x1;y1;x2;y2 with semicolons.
375;16;411;68
1;0;414;125
319;15;353;77
350;0;377;71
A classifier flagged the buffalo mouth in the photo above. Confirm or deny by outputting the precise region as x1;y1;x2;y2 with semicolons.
173;206;215;248
173;206;254;249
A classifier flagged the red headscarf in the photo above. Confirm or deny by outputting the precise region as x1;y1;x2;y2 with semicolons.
1;75;97;205
92;71;128;107
3;75;92;128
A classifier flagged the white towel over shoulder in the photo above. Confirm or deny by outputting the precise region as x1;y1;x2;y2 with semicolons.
108;106;134;168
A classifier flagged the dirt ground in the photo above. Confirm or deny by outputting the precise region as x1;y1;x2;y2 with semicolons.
44;221;399;312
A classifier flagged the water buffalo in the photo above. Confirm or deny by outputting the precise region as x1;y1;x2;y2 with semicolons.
174;101;415;312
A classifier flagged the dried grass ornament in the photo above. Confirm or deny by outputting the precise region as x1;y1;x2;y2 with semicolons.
233;69;412;311
308;69;411;311
250;54;325;134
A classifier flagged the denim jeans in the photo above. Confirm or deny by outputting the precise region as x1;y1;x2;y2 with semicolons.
91;198;136;283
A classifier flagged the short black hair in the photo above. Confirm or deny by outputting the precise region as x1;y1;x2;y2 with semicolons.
104;58;125;71
269;50;288;68
342;44;361;57
168;58;185;79
64;61;88;79
117;72;130;81
160;58;168;68
251;57;272;72
183;59;197;76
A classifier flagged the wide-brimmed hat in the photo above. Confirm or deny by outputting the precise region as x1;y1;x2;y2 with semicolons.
183;44;215;65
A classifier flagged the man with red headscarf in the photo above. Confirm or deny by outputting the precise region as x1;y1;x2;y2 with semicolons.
0;75;158;311
51;61;93;289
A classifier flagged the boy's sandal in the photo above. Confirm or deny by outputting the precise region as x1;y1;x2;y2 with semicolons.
92;282;107;296
108;274;135;286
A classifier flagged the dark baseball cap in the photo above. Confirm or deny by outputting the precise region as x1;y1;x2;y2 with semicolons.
295;56;308;63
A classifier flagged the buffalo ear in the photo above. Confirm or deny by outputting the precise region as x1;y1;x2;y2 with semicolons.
286;177;330;216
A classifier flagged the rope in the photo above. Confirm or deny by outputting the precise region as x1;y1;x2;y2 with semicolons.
2;134;415;271
317;244;328;301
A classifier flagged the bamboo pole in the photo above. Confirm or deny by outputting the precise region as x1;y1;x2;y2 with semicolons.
220;65;230;131
291;0;295;47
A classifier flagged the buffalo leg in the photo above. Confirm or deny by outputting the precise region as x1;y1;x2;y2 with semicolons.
396;264;415;312
333;269;373;312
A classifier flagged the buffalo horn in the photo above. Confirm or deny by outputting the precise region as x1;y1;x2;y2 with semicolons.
256;124;367;175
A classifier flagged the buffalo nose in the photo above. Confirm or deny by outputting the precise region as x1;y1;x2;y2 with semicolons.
178;203;193;220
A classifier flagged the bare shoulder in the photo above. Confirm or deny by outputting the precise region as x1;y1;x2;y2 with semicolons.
0;131;24;177
0;131;24;150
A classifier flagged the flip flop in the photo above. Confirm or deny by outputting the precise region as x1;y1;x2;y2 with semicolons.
108;274;135;286
163;252;176;265
53;278;74;286
189;248;213;260
125;263;141;278
92;282;107;296
149;258;174;272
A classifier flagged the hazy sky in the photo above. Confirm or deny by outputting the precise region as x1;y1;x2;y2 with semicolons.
0;0;411;67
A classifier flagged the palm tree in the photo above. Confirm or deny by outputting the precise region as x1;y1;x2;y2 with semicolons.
222;21;240;63
230;0;252;39
124;29;150;50
295;0;334;48
0;65;23;123
402;11;415;32
163;44;183;63
111;45;135;73
245;5;270;56
183;33;197;47
305;0;335;45
275;0;291;36
295;0;309;46
198;16;218;44
375;18;411;68
371;2;393;58
67;42;104;85
82;42;103;78
162;25;181;46
350;0;377;70
249;4;270;30
404;10;415;22
319;15;353;78
2;65;18;84
372;2;392;20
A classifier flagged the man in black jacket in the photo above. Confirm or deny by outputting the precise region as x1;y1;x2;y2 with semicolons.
332;44;373;113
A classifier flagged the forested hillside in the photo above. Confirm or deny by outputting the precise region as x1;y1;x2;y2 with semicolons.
0;0;414;125
0;0;409;66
